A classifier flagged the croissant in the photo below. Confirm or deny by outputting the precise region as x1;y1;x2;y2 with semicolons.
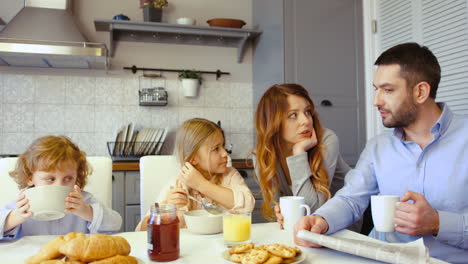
59;234;131;262
39;260;84;264
88;255;137;264
26;232;86;264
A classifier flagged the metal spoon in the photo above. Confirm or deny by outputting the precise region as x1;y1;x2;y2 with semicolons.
187;195;223;215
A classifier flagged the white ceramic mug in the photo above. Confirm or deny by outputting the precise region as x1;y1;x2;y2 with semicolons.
371;195;400;232
279;196;311;231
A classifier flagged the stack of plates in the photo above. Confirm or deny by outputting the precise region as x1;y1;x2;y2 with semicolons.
111;123;168;158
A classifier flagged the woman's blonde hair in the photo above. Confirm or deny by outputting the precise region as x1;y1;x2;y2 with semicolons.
9;135;92;189
254;84;330;221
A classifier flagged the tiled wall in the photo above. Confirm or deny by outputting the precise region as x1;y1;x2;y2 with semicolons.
0;73;255;159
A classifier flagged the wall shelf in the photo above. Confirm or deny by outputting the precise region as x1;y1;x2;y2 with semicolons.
94;19;261;63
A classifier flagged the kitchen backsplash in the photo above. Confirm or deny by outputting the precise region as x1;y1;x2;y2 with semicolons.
0;73;254;159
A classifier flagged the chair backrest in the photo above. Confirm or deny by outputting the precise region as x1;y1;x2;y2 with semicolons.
0;158;21;207
0;157;112;208
85;157;113;208
139;155;179;218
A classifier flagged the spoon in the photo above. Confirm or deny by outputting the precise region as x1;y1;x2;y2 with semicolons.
187;195;223;215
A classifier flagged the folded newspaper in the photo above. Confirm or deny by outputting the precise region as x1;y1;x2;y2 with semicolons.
297;230;448;264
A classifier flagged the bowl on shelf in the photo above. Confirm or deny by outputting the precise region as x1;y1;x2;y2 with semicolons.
206;18;246;28
113;14;130;21
177;17;196;25
184;210;223;234
24;185;72;221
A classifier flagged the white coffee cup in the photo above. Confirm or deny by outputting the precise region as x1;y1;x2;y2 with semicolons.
279;196;311;231
371;195;400;232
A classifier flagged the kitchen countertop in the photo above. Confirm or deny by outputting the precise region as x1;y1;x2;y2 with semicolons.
112;159;253;171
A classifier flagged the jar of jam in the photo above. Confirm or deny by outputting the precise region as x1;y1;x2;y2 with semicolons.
147;204;180;261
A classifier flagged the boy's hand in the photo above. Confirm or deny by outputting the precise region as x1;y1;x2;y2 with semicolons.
13;189;32;220
4;189;32;232
180;162;207;190
65;185;93;222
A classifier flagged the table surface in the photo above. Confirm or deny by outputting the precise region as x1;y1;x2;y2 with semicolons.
0;223;402;264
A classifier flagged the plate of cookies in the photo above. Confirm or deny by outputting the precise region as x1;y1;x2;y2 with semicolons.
223;242;306;264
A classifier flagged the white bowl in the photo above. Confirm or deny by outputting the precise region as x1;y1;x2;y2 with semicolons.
184;210;222;234
177;17;196;25
24;185;72;221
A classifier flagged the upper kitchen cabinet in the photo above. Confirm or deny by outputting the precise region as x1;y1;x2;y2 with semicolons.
0;0;23;31
94;19;261;63
253;0;366;166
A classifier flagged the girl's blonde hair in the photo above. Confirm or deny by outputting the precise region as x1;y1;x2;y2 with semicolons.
254;83;330;221
9;135;92;189
175;118;225;175
174;118;225;209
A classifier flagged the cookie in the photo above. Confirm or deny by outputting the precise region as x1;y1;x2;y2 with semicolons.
229;243;254;254
281;257;297;263
230;253;246;263
264;255;282;264
292;246;301;254
265;244;296;259
241;249;269;264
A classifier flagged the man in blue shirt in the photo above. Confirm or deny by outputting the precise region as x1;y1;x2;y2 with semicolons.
293;42;468;263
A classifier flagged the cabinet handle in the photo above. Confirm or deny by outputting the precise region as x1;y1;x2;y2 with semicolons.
321;100;332;107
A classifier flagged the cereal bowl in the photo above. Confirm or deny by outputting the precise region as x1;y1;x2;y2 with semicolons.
24;185;72;221
184;210;223;234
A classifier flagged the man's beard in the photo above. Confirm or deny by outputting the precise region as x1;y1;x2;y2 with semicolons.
381;98;418;128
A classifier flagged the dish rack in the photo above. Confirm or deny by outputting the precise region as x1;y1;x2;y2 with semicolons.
107;140;165;161
110;125;168;161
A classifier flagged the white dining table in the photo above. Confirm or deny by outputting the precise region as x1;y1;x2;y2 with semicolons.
0;223;442;263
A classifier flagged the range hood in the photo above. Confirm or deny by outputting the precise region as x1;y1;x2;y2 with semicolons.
0;0;108;70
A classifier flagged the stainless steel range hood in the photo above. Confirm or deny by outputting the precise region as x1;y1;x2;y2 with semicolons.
0;0;108;70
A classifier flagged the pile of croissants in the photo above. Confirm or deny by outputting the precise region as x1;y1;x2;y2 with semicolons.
26;232;137;264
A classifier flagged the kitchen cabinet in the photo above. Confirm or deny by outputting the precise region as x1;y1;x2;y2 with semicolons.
94;19;261;63
112;169;141;232
253;0;366;166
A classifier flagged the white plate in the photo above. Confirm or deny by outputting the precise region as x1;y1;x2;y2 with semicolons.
137;128;154;155
147;128;162;155
155;128;168;155
123;123;135;155
112;130;122;156
134;128;148;155
141;128;157;155
147;128;161;155
222;248;306;264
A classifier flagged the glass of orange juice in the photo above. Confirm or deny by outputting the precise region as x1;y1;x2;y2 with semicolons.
223;209;251;247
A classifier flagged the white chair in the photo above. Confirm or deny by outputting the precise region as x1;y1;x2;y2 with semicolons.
0;157;112;208
0;158;21;207
139;155;179;218
85;157;113;208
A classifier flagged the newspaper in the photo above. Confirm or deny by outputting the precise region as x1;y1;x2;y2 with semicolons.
297;230;438;264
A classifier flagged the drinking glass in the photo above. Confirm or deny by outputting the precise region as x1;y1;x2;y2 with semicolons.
223;209;251;247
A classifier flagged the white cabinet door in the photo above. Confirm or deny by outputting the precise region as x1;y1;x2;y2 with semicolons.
125;205;141;232
125;171;141;205
284;0;366;166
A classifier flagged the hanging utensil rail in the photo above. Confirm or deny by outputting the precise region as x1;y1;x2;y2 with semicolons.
123;65;230;80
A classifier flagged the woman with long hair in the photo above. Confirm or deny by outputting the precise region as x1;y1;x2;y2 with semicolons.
254;83;350;227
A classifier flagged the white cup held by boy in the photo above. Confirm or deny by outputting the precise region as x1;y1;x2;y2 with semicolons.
279;196;311;231
371;195;400;232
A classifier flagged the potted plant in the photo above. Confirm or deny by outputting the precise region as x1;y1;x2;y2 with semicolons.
179;70;202;97
139;0;168;22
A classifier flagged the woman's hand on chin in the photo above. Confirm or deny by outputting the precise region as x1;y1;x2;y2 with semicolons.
292;130;318;155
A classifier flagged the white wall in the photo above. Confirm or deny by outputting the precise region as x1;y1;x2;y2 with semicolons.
0;72;254;159
0;0;255;158
74;0;254;82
